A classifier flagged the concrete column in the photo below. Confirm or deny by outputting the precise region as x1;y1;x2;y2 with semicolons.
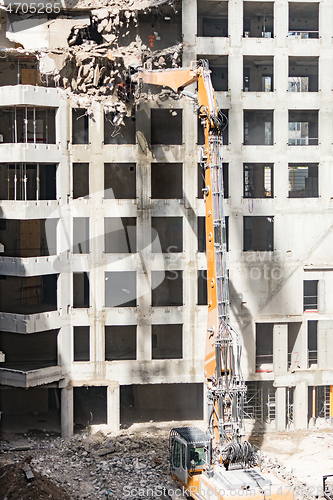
294;381;308;429
61;386;73;438
275;386;286;431
273;323;288;375
107;382;120;432
318;320;333;370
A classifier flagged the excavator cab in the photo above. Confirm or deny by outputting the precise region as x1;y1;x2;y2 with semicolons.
169;427;211;484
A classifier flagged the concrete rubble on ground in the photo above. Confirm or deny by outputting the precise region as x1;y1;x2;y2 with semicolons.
1;427;332;500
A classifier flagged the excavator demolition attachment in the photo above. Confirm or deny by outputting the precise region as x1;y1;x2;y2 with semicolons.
133;61;294;500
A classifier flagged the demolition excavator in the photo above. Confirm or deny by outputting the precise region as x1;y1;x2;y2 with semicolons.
133;61;293;500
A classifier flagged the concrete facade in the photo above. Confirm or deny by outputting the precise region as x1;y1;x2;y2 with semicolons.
1;0;333;434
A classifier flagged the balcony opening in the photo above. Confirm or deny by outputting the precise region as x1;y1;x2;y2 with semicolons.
198;270;207;306
244;163;273;198
308;386;330;422
0;218;57;257
104;114;136;145
73;163;89;199
289;2;319;39
198;163;228;199
73;272;90;308
151;271;182;307
105;325;136;361
243;2;274;38
74;326;90;362
0;106;56;144
244;381;276;422
151;109;182;145
151;217;183;253
72;108;88;144
73;217;89;254
120;383;203;426
0;163;56;201
307;320;318;367
288;322;301;370
151;163;182;199
0;55;42;86
74;386;107;426
244;216;274;251
197;56;228;91
303;280;318;312
256;323;273;372
198;109;228;145
104;217;136;253
197;0;228;37
288;57;318;92
0;329;58;371
152;324;182;359
105;271;136;307
243;56;274;92
288;163;318;198
244;110;273;145
288;110;318;145
0;274;58;314
104;163;136;199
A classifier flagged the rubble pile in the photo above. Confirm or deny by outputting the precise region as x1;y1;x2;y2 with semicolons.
0;427;329;500
0;429;176;500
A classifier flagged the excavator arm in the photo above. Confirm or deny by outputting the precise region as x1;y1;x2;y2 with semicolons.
134;60;245;455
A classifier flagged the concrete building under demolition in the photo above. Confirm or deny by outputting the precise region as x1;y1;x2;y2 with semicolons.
0;0;332;436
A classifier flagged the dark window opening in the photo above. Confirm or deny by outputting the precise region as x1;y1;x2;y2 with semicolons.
152;271;182;307
151;163;182;199
104;114;136;145
0;274;58;314
73;272;90;308
243;56;274;92
0;163;56;201
288;110;318;146
198;55;228;91
74;386;107;426
243;2;274;38
152;324;182;359
104;217;136;253
244;163;273;198
73;218;89;254
0;107;56;144
105;325;136;361
244;216;273;251
303;280;318;311
151;217;183;253
0;218;57;257
197;0;228;37
104;163;136;199
72;109;88;144
244;110;273;145
198;270;207;306
289;2;319;39
120;383;203;426
256;323;273;372
0;329;58;371
198;163;228;199
74;326;90;362
288;163;318;198
73;163;89;199
105;271;136;308
151;109;182;145
288;57;318;92
307;321;318;367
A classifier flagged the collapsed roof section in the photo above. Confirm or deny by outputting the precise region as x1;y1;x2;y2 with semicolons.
0;0;182;115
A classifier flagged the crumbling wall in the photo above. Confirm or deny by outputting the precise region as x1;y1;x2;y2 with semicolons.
1;1;182;119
